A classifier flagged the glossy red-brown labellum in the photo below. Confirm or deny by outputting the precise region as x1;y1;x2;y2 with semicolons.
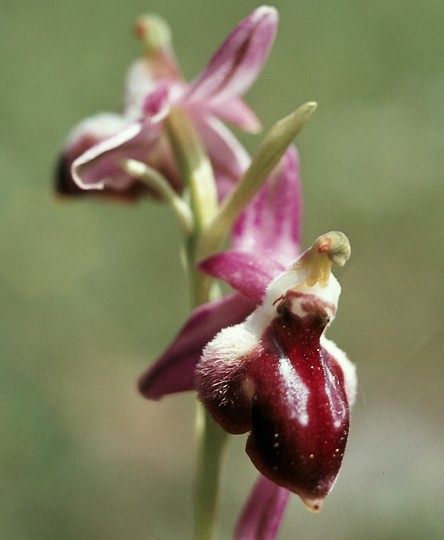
196;291;350;507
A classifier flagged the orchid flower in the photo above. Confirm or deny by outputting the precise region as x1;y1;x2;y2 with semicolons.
56;7;278;200
138;147;354;537
142;233;356;539
196;231;357;511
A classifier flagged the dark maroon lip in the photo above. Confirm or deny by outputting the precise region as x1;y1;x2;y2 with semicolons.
245;306;349;502
196;290;350;505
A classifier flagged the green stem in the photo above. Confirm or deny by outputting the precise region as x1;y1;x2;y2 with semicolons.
120;158;194;235
165;105;227;540
165;106;218;233
194;406;228;540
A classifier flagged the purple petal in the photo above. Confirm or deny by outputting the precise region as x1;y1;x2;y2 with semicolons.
71;118;161;191
59;113;129;184
142;82;172;120
210;97;261;132
232;146;302;267
56;154;149;201
198;251;284;303
56;113;149;200
138;293;254;400
185;6;278;105
234;476;290;540
123;46;180;119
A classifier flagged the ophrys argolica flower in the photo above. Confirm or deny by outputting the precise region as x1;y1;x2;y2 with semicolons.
56;7;278;201
196;231;356;512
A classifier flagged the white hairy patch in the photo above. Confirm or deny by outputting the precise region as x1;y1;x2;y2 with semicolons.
198;323;258;406
201;323;257;367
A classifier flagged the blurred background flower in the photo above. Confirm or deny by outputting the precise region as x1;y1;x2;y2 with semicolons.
1;1;444;538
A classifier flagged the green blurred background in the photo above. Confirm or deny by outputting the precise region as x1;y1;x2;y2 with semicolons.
1;0;444;538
